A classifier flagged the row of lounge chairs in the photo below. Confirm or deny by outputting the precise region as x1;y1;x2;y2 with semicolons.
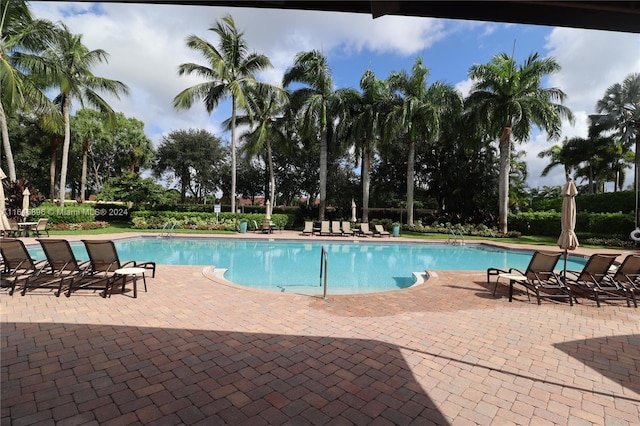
0;238;155;298
488;251;639;308
302;221;390;237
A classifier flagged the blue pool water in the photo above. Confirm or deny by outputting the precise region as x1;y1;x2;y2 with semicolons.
27;237;587;295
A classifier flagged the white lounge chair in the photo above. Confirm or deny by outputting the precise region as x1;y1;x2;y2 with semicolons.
331;221;342;236
33;218;50;237
374;224;390;237
319;221;331;236
358;223;374;237
301;221;314;236
341;221;354;236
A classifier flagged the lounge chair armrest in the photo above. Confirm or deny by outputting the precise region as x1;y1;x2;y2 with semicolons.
134;261;157;278
508;268;525;275
121;261;136;268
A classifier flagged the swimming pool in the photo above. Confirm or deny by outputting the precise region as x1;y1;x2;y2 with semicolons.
27;237;587;295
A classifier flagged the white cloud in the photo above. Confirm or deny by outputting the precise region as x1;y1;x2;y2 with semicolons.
455;78;473;98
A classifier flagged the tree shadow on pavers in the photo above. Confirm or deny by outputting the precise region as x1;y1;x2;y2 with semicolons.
554;334;640;396
1;322;450;425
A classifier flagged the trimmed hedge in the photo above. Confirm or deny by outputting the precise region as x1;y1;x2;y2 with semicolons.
533;190;635;214
508;211;635;238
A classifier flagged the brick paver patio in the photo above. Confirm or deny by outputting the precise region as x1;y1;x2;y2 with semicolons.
2;232;639;425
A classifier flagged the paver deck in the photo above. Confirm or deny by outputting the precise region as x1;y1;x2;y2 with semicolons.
2;232;639;425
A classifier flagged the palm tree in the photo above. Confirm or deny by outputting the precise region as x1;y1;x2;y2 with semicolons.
467;52;573;234
538;137;582;180
283;50;339;221
174;14;271;214
346;70;391;223
594;74;640;204
385;57;462;227
38;23;128;206
71;109;110;202
0;0;57;181
230;82;288;211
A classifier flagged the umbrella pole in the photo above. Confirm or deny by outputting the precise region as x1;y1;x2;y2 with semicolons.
563;250;568;283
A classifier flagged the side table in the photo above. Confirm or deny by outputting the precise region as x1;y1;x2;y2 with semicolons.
112;267;147;298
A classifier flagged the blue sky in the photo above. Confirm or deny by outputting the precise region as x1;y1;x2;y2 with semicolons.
31;2;640;190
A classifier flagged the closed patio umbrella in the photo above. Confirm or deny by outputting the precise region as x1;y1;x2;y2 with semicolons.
0;168;10;231
351;199;357;222
558;178;579;280
265;199;271;220
21;188;30;222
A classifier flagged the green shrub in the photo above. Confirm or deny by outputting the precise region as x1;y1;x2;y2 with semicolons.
509;211;634;238
129;211;293;231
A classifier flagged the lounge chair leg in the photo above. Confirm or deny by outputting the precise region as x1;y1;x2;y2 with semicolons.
594;291;601;307
56;280;64;297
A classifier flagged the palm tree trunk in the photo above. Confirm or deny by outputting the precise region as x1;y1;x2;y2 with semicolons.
80;139;88;202
319;124;328;222
267;140;275;214
635;134;639;227
0;103;17;182
361;140;371;223
406;138;415;227
498;127;512;235
58;97;71;207
49;137;58;202
231;96;237;214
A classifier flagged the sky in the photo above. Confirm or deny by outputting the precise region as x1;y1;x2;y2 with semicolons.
30;1;640;191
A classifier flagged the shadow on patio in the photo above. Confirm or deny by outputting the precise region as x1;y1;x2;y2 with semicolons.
1;322;449;425
553;334;640;396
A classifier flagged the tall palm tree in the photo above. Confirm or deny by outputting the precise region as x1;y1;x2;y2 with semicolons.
174;14;271;214
385;57;462;227
346;70;391;223
282;50;338;221
39;23;128;206
282;50;356;221
467;52;573;234
230;82;288;211
0;0;57;181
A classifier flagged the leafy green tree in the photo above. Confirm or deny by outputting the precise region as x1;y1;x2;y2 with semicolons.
0;0;57;181
111;113;154;175
38;22;128;206
272;134;318;206
235;155;265;205
153;129;228;203
5;111;51;194
174;14;272;214
425;112;499;222
385;57;463;226
467;52;573;234
97;172;169;206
